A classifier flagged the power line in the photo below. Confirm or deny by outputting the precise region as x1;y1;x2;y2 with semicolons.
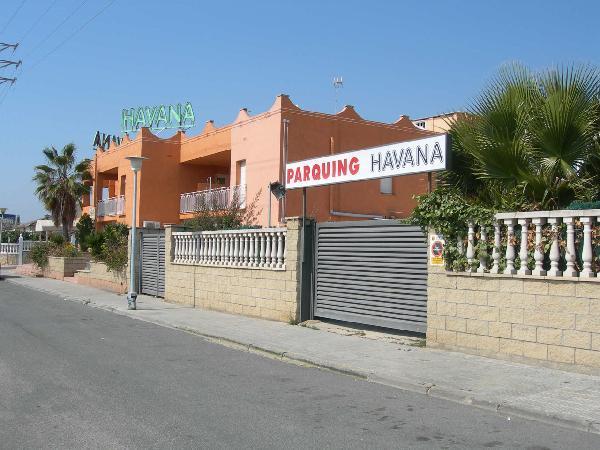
26;0;117;73
23;0;90;59
18;0;60;43
0;0;27;35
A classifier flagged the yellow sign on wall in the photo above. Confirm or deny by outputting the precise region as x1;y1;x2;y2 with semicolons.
429;234;445;266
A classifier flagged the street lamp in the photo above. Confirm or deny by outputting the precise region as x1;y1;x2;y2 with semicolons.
267;182;286;228
0;207;6;246
125;156;147;310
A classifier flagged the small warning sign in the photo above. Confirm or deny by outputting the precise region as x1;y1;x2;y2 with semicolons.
429;234;445;266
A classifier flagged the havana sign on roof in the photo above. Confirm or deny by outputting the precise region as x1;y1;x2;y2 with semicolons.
121;102;195;133
285;134;449;189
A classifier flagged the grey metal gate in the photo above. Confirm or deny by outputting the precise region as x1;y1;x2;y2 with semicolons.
140;230;165;297
314;220;427;333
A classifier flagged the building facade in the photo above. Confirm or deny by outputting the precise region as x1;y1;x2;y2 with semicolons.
84;95;444;228
412;111;466;133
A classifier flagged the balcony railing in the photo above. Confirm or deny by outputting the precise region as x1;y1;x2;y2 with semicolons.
180;185;246;214
172;228;286;269
455;209;600;277
97;196;125;217
0;243;19;254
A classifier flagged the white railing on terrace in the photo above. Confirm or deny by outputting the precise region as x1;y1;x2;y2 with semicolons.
459;209;600;278
180;185;246;214
0;243;19;254
172;228;286;269
97;196;125;217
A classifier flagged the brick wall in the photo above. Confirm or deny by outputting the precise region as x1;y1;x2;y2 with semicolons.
0;254;17;265
43;256;90;280
427;267;600;374
74;261;128;293
163;219;302;322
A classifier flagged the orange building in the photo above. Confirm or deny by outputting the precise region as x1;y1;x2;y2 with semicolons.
83;94;443;228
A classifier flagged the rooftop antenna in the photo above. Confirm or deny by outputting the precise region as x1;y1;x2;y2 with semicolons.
333;76;343;113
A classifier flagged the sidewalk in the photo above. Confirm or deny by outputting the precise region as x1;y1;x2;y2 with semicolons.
4;272;600;434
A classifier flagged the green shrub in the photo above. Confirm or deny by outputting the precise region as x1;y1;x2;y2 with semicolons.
84;223;129;272
49;234;65;246
75;214;95;251
51;243;79;258
566;200;600;210
30;242;81;270
30;242;52;269
86;232;105;258
100;223;129;272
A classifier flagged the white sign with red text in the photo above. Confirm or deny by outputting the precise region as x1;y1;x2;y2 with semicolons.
285;134;448;189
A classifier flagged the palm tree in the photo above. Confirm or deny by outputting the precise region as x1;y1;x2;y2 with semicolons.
33;143;92;241
444;63;600;210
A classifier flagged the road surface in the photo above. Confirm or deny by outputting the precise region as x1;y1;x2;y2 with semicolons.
0;281;598;449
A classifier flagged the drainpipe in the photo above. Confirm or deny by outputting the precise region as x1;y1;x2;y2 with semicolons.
281;119;289;223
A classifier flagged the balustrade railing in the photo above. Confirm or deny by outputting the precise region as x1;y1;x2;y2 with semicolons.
457;209;600;278
0;243;19;254
172;227;286;269
180;185;246;214
97;196;125;217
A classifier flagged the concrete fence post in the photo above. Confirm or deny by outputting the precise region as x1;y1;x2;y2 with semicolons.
17;233;23;266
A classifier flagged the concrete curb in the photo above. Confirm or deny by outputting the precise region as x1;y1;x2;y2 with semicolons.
7;277;600;435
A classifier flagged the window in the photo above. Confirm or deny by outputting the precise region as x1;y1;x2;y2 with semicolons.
414;121;426;129
236;160;247;208
380;177;393;194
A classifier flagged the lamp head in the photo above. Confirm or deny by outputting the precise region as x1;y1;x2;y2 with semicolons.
0;207;6;215
269;181;286;200
125;156;148;172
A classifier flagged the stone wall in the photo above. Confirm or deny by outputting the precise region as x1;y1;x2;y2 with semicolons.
164;219;302;322
43;256;90;280
0;254;17;265
74;261;128;293
427;267;600;374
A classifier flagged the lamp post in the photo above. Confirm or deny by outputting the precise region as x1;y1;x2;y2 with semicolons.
0;207;6;246
125;157;147;310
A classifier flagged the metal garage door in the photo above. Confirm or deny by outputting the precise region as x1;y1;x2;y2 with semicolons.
140;231;165;297
314;220;427;333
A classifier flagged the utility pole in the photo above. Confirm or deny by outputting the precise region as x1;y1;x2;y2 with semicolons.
0;43;20;87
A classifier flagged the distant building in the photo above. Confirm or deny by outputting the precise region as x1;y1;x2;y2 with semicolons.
412;112;467;133
0;213;20;230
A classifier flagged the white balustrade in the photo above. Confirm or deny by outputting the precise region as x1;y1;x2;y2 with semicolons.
563;217;577;277
0;243;19;254
580;217;594;278
517;219;531;275
172;228;287;270
504;219;517;275
180;185;246;213
477;226;488;273
490;221;501;274
97;195;125;217
547;218;562;277
466;221;475;272
460;209;599;279
532;218;546;276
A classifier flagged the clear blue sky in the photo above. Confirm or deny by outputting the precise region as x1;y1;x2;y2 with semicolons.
1;0;598;221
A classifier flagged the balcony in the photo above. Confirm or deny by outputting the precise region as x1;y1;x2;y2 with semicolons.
180;185;246;214
97;196;125;217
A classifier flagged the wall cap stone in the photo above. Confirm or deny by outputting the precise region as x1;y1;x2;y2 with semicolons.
441;271;599;284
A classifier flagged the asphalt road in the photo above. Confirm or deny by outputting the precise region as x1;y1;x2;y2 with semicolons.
1;281;599;449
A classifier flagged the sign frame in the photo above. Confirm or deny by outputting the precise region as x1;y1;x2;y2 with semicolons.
285;134;450;190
